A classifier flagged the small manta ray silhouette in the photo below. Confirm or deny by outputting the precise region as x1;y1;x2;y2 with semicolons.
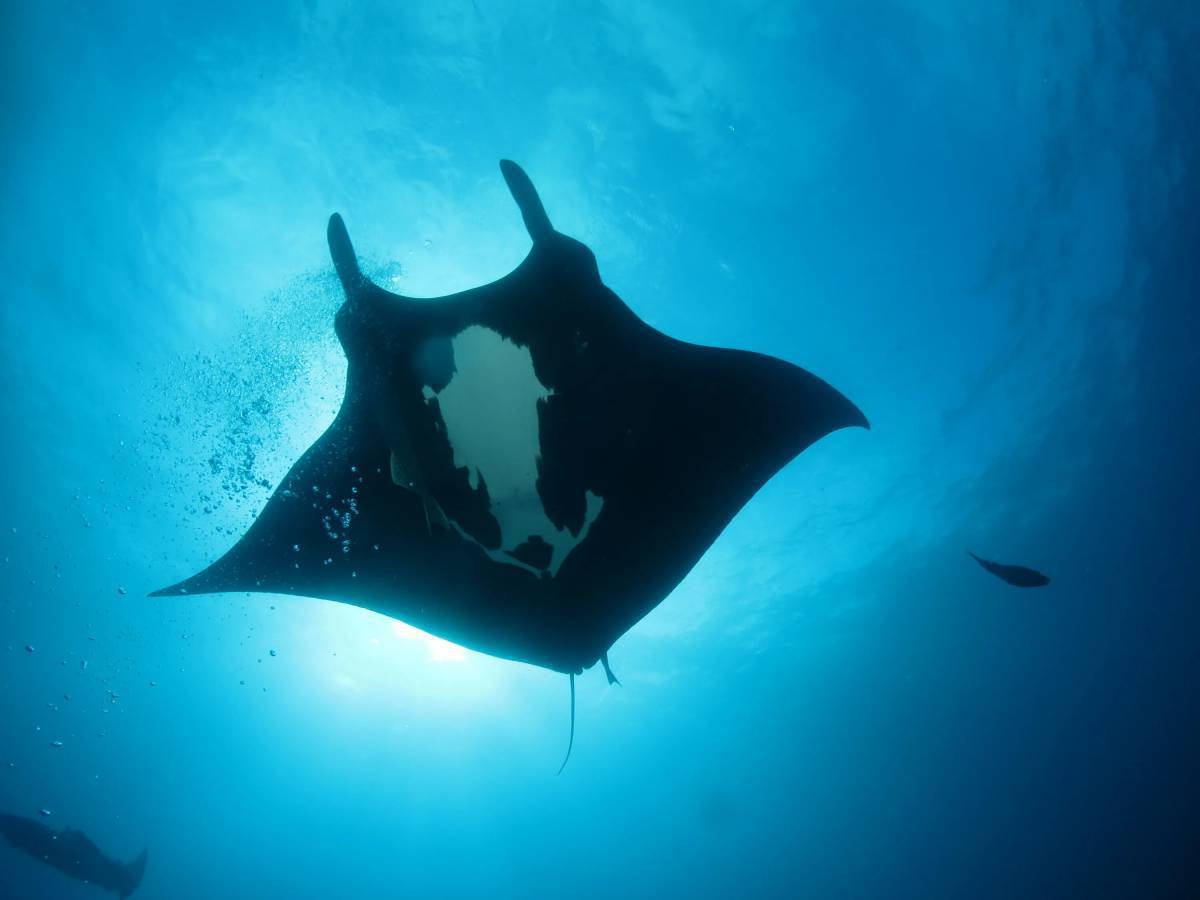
968;552;1050;588
0;812;147;898
152;160;868;769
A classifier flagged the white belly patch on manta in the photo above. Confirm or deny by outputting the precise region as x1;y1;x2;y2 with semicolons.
427;324;602;577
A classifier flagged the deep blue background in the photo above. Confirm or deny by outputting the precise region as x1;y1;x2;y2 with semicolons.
2;1;1197;897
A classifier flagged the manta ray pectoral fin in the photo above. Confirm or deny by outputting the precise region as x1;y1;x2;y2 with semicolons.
122;848;149;898
499;160;554;242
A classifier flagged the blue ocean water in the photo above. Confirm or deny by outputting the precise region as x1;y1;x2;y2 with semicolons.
2;1;1197;897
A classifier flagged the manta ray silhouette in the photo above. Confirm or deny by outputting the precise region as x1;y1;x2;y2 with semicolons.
153;161;866;762
0;812;148;898
968;552;1050;587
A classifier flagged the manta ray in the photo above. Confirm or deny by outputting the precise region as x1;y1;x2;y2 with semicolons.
0;812;148;898
154;161;866;763
968;552;1050;587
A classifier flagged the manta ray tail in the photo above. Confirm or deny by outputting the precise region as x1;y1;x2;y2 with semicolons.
600;652;621;686
557;672;575;775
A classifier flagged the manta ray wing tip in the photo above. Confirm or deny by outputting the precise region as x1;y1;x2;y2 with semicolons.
149;572;213;597
831;394;870;432
808;373;868;434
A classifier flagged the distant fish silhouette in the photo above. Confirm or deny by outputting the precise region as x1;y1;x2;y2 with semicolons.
968;552;1050;588
0;812;147;897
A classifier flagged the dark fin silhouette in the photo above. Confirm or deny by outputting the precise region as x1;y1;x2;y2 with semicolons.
500;159;554;241
0;812;147;897
557;672;575;775
600;652;621;686
968;550;1050;588
121;848;149;898
327;213;366;299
